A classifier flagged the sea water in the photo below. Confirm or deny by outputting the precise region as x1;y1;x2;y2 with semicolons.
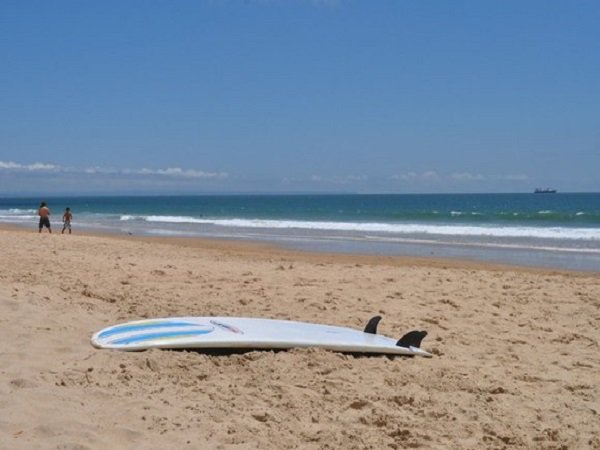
1;193;599;271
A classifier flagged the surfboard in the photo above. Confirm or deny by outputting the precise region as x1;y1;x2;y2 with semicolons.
91;316;432;357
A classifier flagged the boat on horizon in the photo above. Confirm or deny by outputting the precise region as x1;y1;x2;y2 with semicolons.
534;188;557;194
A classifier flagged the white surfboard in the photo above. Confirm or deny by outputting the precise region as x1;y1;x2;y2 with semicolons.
91;316;432;357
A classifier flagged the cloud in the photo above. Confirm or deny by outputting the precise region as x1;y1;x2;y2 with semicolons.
1;161;227;179
0;161;62;171
83;166;118;175
90;166;228;179
131;167;228;179
392;171;440;182
309;174;368;184
498;174;529;181
451;172;486;182
391;171;531;184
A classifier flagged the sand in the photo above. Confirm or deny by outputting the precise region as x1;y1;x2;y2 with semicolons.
0;226;598;449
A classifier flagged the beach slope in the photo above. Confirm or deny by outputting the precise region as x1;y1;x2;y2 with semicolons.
0;227;598;449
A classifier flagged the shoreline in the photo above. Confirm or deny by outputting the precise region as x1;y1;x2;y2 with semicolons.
2;192;600;273
0;222;591;276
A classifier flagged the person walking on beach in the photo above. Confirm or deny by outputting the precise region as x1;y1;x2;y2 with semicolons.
38;202;51;233
62;207;72;234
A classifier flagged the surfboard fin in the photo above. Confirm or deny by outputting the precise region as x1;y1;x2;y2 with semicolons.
364;315;382;334
396;330;427;348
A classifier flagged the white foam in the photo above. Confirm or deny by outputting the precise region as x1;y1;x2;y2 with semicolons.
363;235;600;254
147;215;207;224
8;208;36;214
0;214;36;221
119;214;600;241
0;209;37;220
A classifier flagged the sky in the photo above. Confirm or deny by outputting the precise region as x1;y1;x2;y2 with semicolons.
1;0;599;195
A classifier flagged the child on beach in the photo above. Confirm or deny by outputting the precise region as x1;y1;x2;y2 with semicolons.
62;207;73;234
38;202;51;233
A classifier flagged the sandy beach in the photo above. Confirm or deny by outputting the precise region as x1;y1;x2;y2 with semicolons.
0;225;598;449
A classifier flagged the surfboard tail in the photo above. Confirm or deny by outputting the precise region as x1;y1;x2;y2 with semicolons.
396;330;427;349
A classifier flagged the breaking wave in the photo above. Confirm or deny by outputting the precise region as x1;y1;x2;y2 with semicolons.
119;214;600;240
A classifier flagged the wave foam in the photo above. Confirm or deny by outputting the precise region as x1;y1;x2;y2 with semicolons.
8;208;37;214
118;215;600;240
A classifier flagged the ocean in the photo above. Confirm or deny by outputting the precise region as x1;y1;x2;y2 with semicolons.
1;193;599;271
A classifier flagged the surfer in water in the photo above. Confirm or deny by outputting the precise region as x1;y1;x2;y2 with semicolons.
62;207;72;234
38;202;52;233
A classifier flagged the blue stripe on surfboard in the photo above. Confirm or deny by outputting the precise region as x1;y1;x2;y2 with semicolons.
110;329;214;345
98;321;207;338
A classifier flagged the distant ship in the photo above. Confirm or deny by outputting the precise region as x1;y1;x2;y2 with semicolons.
534;188;557;194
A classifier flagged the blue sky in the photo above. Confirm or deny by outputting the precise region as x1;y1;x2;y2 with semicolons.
1;0;599;194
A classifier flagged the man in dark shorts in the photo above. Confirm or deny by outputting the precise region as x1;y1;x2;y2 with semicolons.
62;207;72;234
38;202;52;233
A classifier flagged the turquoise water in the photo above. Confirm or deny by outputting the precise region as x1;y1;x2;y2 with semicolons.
2;193;599;270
